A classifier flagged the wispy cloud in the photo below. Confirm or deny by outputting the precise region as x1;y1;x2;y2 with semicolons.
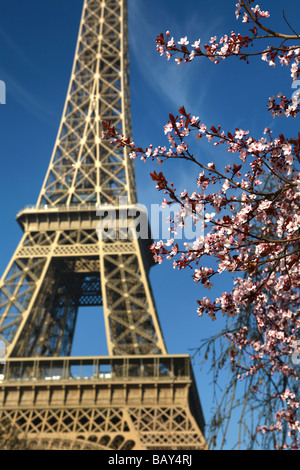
128;1;227;126
129;1;201;114
0;28;59;121
4;71;58;121
0;28;46;78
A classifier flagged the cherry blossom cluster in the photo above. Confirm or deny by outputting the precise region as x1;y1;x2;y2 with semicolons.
156;1;300;83
256;390;300;450
102;105;300;449
102;108;300;318
102;0;300;450
267;92;300;119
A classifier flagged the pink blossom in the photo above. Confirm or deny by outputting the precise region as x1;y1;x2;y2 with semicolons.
129;151;137;159
178;36;189;45
192;39;201;49
222;179;231;192
103;4;300;448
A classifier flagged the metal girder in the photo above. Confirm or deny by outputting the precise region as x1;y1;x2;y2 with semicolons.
37;0;136;207
0;355;208;450
0;212;166;358
0;0;208;450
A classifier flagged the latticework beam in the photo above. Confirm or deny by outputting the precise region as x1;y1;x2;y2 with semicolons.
37;0;136;208
0;356;208;450
0;0;208;451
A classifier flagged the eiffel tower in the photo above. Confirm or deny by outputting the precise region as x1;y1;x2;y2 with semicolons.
0;0;208;450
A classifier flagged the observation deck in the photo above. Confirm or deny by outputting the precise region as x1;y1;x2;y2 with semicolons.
0;355;207;450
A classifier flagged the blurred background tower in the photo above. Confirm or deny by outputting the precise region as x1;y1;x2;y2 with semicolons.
0;0;207;450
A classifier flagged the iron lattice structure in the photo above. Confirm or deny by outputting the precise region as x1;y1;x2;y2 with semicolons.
0;0;208;450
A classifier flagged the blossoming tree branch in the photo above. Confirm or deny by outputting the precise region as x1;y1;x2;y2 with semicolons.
102;0;300;449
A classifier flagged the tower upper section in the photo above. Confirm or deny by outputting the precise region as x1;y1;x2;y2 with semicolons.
37;0;137;209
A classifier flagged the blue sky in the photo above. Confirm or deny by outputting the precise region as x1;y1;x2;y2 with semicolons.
0;0;299;449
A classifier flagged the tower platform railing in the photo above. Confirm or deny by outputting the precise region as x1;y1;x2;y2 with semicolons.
1;354;192;383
